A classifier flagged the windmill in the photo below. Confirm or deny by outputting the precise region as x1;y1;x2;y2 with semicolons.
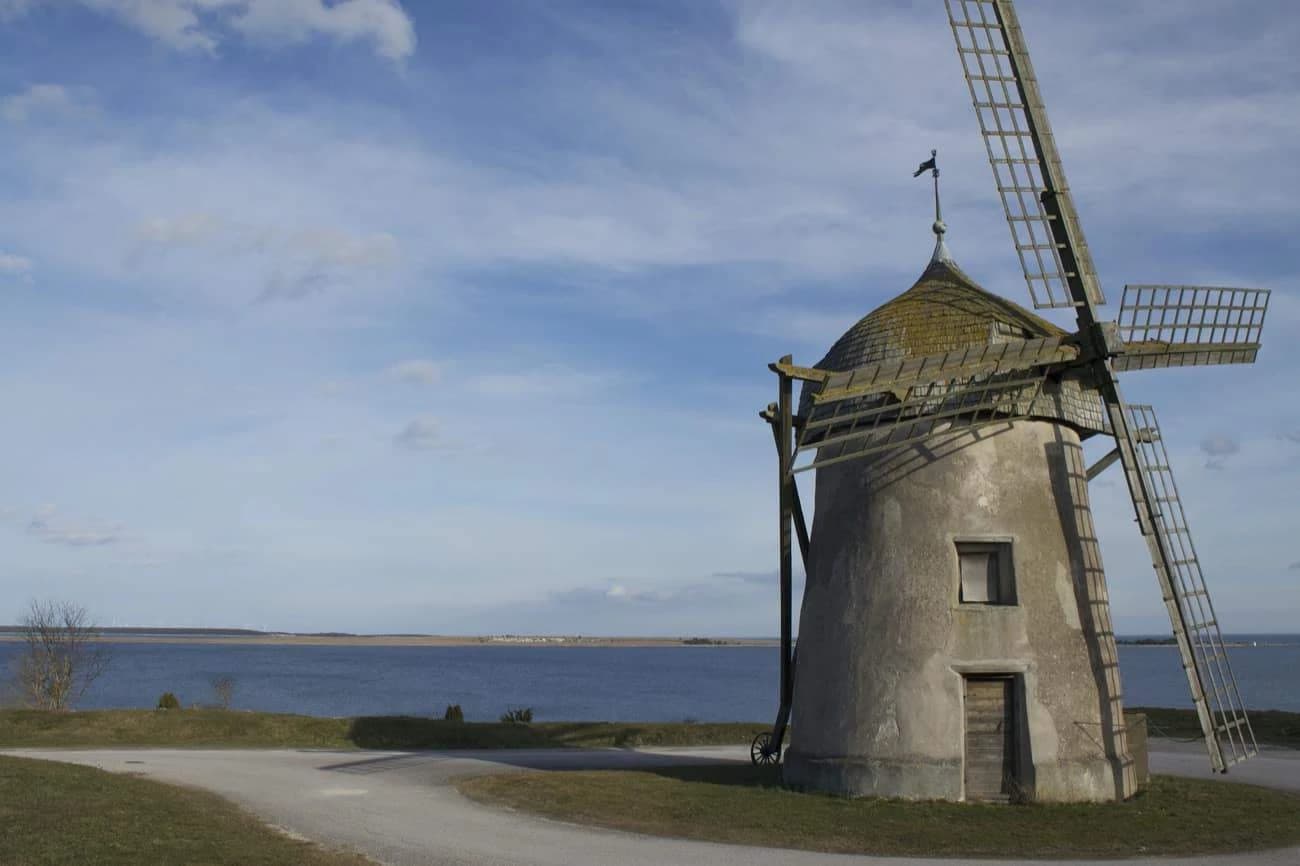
753;0;1270;802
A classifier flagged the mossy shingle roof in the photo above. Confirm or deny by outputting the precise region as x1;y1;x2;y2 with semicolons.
814;258;1065;373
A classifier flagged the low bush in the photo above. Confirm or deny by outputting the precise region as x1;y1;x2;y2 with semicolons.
443;704;464;723
499;707;533;724
156;692;181;710
211;675;236;710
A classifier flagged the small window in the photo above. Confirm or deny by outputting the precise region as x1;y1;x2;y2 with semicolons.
957;541;1016;605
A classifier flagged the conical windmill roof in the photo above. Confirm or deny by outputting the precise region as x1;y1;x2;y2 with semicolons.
815;257;1065;374
799;253;1106;435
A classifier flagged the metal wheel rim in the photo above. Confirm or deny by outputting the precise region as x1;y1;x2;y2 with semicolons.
750;733;779;766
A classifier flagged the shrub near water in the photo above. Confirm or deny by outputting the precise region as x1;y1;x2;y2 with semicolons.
156;692;181;710
499;707;533;724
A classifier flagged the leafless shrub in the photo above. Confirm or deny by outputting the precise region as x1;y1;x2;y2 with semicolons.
13;599;111;711
211;675;236;710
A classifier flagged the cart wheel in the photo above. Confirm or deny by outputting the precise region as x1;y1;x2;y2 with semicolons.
750;732;780;766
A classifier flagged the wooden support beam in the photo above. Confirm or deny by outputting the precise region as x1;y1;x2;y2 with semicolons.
1086;447;1120;482
768;360;830;383
778;359;793;706
761;405;810;570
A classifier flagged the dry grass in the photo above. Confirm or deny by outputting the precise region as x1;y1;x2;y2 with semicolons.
458;765;1300;859
0;755;374;866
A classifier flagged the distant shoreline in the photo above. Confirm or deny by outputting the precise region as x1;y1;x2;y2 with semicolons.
0;628;1291;650
1115;639;1291;648
0;630;779;648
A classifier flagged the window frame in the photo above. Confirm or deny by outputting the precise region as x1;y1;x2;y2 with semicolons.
955;539;1017;606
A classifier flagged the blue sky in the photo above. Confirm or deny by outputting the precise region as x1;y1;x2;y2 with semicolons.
0;0;1296;636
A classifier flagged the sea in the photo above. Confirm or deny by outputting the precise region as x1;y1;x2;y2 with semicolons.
1;635;1296;721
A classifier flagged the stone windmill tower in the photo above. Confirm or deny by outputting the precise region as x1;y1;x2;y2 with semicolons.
752;0;1271;803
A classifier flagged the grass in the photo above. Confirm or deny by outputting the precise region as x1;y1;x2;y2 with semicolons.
1;708;1294;752
1133;707;1300;749
0;755;374;866
458;765;1300;859
0;709;765;750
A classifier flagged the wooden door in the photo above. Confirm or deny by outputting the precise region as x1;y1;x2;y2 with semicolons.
964;677;1016;802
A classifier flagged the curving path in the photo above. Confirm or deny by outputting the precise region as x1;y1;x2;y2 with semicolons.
5;742;1298;866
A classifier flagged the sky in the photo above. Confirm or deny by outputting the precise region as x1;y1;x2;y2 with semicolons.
0;0;1297;636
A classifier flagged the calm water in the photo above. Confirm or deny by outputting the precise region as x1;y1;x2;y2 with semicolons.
1;636;1296;720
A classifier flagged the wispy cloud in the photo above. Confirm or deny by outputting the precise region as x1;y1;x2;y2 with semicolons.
1200;434;1241;469
1;82;79;122
11;1;416;60
393;417;448;451
130;212;400;304
24;505;122;548
469;365;625;400
0;251;32;277
386;359;441;385
713;570;779;586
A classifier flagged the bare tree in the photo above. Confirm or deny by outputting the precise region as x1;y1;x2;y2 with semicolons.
14;600;111;711
210;675;236;710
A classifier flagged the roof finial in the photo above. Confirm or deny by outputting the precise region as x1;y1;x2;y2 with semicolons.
913;149;952;265
909;150;951;261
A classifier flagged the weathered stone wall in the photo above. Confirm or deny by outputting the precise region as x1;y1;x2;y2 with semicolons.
784;419;1136;802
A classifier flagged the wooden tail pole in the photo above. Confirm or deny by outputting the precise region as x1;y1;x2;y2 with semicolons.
774;357;795;750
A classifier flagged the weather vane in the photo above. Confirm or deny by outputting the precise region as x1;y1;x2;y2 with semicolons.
913;149;949;261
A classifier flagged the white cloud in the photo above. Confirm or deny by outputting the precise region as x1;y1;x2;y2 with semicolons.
131;212;400;303
1200;434;1241;469
12;1;415;60
0;0;35;20
386;359;441;385
1;83;75;122
137;212;223;246
24;505;122;548
0;251;33;276
229;0;415;60
393;417;446;451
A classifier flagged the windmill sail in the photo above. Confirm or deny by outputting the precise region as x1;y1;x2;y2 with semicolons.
945;0;1103;310
1121;404;1258;770
1114;285;1271;371
944;1;1262;773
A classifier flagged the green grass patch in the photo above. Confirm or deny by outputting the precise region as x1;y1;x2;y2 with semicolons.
457;765;1300;859
2;708;1294;752
1133;707;1300;749
0;755;373;866
0;709;765;751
